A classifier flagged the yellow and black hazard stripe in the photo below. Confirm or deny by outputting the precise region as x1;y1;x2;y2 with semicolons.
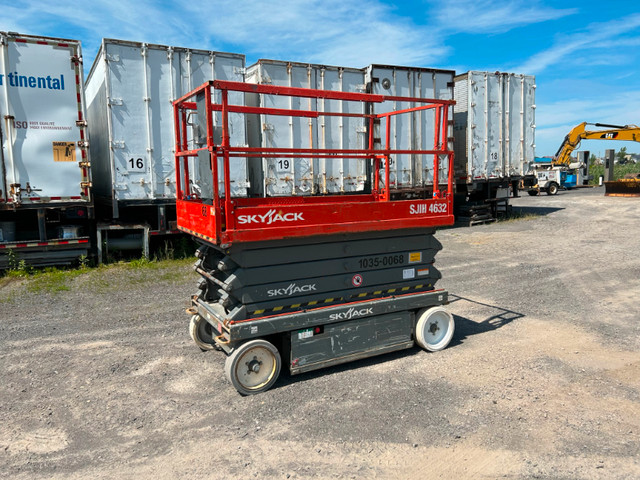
179;226;217;245
248;283;434;317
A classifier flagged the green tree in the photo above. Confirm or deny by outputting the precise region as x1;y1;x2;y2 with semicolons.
589;153;598;165
616;147;628;164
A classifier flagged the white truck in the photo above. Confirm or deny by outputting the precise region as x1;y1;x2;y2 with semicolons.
0;32;92;268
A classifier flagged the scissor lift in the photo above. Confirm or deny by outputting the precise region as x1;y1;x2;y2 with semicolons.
174;80;457;394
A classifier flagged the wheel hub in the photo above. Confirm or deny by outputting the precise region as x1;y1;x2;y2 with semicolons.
429;321;440;335
246;356;262;374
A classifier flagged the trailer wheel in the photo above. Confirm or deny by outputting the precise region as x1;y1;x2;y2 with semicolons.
225;339;281;395
189;315;216;351
415;307;455;352
547;182;559;195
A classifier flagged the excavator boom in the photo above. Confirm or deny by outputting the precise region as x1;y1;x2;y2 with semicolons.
554;122;640;166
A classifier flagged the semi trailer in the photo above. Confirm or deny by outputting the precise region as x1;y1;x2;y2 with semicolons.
0;32;93;268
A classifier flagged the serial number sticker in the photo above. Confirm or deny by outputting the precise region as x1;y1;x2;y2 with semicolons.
297;328;313;340
409;252;422;263
403;268;415;279
358;253;405;269
250;326;258;334
417;268;430;276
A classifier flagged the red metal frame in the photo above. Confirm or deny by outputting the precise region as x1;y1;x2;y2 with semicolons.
173;80;455;247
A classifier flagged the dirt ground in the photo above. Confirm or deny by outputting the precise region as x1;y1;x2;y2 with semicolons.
1;186;639;479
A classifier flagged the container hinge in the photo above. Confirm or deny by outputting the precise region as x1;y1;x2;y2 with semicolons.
81;181;92;188
108;97;123;106
79;161;91;167
77;140;90;149
4;114;14;121
71;55;83;65
111;140;125;149
106;54;120;63
76;119;87;127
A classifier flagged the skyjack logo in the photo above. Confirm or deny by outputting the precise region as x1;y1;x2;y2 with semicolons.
237;209;304;225
267;283;316;297
329;307;374;321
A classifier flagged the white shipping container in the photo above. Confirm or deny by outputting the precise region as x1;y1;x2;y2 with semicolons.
453;71;536;182
365;65;455;190
85;39;248;213
0;32;91;206
246;59;368;196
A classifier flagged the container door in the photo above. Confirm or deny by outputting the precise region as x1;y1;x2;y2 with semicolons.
145;46;176;200
419;71;454;187
180;51;248;198
257;62;317;196
317;67;366;194
369;67;454;189
105;43;153;201
468;72;502;180
0;35;90;204
505;74;535;176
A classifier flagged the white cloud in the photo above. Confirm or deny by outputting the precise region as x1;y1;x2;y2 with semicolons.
428;0;576;34
2;0;450;68
535;90;640;154
516;13;640;73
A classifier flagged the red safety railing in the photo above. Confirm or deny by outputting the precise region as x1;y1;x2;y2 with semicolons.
173;80;455;247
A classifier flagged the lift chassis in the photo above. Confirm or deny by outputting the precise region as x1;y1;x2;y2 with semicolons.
189;278;453;395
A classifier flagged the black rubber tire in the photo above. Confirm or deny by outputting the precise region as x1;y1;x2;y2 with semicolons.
527;190;539;196
189;314;216;351
224;339;281;395
547;183;559;195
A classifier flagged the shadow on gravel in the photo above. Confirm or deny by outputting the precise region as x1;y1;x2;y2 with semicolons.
271;295;524;391
510;205;564;217
447;294;525;348
273;347;423;391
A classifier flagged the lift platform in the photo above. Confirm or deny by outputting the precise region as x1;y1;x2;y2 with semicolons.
174;79;457;394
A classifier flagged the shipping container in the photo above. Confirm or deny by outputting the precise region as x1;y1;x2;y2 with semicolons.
453;71;536;188
365;65;455;191
85;39;248;218
0;32;92;267
245;59;368;196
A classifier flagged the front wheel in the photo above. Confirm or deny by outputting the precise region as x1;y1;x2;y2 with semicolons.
415;306;455;352
547;182;559;195
189;314;216;351
225;339;281;395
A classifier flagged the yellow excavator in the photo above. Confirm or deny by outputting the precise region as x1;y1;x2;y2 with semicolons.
554;122;640;196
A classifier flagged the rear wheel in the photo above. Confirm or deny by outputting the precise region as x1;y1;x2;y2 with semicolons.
547;182;559;195
189;314;216;351
225;339;281;395
415;307;455;352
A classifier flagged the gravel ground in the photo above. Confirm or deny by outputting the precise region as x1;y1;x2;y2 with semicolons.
1;186;639;479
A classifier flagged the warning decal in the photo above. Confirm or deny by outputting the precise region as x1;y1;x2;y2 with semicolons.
53;142;76;162
409;252;422;263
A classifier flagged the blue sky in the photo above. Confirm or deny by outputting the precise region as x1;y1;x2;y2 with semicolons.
3;0;640;156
